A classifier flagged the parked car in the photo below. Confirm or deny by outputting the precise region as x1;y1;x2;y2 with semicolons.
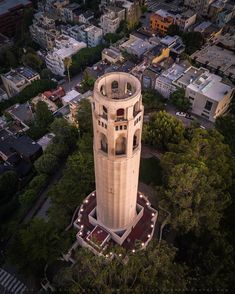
185;113;193;120
200;125;206;130
176;112;186;117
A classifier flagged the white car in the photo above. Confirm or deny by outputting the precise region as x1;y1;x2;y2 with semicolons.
176;112;186;117
200;125;206;130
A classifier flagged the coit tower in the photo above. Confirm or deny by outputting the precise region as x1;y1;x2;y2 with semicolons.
92;72;143;231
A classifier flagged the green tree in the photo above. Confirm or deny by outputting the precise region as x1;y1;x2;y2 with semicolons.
5;50;18;68
0;171;19;205
170;88;191;111
35;153;59;175
50;118;78;150
182;31;204;55
104;33;121;44
160;129;233;233
40;68;53;79
54;241;187;292
143;111;185;150
8;219;62;276
22;52;43;71
215;114;235;154
28;174;48;193
35;101;54;129
77;98;93;135
142;89;165;112
64;57;72;90
19;189;37;206
80;72;95;93
167;24;181;36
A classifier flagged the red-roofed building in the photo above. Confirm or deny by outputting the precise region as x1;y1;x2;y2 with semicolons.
42;87;65;103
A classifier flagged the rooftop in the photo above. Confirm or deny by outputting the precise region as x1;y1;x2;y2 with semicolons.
0;0;31;16
15;67;39;80
102;47;123;60
188;73;233;102
62;90;81;104
175;66;207;87
191;45;235;80
120;36;154;57
7;102;33;123
161;63;188;82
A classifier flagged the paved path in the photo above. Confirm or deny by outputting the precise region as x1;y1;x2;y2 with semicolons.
0;268;27;294
61;72;83;92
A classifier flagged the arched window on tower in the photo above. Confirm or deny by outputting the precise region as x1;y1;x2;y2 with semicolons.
100;133;108;153
111;80;119;91
116;108;125;121
115;136;126;155
133;129;140;151
133;101;140;117
126;82;132;95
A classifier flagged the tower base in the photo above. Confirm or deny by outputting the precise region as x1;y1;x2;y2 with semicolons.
68;191;158;257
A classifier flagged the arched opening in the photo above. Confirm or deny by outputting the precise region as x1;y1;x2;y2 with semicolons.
102;105;108;119
111;80;119;91
116;108;125;121
126;82;132;95
115;136;126;155
100;133;108;153
133;101;140;117
133;129;140;151
100;85;106;96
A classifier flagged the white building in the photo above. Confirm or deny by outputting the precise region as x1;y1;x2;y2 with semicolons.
185;71;234;122
61;24;103;47
100;6;125;35
1;67;40;98
62;89;81;105
155;63;189;98
45;35;87;76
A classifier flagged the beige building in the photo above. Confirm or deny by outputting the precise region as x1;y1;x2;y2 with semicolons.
1;67;40;98
102;47;124;64
183;69;234;122
68;72;157;256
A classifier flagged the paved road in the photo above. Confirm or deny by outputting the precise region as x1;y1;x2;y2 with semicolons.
62;72;83;92
0;268;27;294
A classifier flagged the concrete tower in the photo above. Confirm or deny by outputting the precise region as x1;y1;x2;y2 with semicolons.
92;72;143;231
70;72;157;256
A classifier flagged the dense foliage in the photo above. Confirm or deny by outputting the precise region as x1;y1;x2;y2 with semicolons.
170;88;191;112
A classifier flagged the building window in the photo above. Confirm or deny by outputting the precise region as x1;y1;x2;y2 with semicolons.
111;80;118;90
98;120;100;125
204;100;213;111
120;125;123;130
115;136;126;155
124;125;127;130
115;126;118;131
133;129;140;151
100;133;108;153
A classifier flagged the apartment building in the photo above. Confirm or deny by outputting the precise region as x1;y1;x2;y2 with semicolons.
150;9;196;35
100;6;125;34
62;24;103;47
45;35;87;76
0;0;32;36
1;67;40;98
185;71;234;122
191;44;235;83
62;2;81;23
102;47;124;64
184;0;214;16
30;12;60;50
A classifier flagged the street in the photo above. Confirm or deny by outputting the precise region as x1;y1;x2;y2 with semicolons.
61;72;83;92
147;0;181;12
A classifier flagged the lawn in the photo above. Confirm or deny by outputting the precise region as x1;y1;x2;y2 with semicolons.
139;157;162;186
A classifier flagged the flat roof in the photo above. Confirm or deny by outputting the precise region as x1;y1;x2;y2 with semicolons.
102;47;122;59
0;0;31;15
175;66;207;87
62;90;80;104
188;73;233;102
15;67;39;80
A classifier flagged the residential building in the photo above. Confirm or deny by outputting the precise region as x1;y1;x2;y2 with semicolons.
62;89;81;105
31;95;58;113
144;44;170;64
60;24;102;47
0;0;32;36
155;63;189;98
102;47;124;64
0;88;8;102
6;102;34;126
119;35;154;59
79;11;94;24
30;12;60;50
191;45;235;82
100;7;125;34
42;87;66;103
45;35;87;76
185;70;234;121
208;0;226;21
37;133;55;151
62;2;81;23
122;0;141;30
184;0;214;16
213;33;235;51
150;9;196;35
0;134;42;163
194;21;222;42
160;35;185;58
216;5;235;27
1;67;40;98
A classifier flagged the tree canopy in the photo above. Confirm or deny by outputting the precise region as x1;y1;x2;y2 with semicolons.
170;88;191;112
143;111;185;150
